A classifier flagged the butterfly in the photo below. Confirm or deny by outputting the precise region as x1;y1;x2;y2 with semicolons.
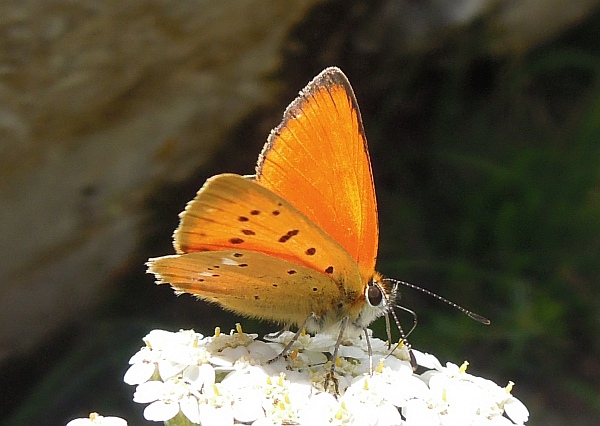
148;67;398;357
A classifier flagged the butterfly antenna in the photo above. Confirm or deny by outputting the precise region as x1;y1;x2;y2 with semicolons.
383;278;490;324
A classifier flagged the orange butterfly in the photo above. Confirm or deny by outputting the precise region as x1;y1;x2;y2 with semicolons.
148;67;394;345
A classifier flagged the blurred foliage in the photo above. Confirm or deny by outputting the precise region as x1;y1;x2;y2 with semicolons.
371;12;600;422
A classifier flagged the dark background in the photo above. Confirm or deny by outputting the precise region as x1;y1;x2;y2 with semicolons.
2;1;599;425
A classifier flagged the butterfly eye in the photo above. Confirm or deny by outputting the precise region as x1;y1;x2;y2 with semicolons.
366;282;383;307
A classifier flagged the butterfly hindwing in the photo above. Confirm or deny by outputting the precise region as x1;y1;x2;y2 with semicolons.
148;249;352;327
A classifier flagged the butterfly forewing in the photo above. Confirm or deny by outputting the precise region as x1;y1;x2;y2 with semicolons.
256;67;378;284
170;174;361;286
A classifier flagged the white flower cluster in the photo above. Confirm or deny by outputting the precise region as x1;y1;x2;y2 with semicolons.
124;325;529;426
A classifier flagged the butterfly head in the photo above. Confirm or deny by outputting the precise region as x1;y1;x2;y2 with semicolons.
356;272;396;326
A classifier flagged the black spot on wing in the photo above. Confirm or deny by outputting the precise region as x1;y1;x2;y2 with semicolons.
279;229;299;243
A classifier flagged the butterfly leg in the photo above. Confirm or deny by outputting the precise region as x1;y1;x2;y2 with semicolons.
385;312;392;350
267;314;314;364
324;316;349;393
363;327;373;375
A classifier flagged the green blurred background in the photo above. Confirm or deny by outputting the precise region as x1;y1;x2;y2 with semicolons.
2;1;599;425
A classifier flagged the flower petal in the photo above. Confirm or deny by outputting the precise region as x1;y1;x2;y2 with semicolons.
180;395;201;424
143;400;179;422
123;362;155;385
504;397;530;424
133;381;164;404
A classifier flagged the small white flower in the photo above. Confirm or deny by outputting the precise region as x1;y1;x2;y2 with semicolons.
133;377;208;423
66;412;127;426
123;346;160;385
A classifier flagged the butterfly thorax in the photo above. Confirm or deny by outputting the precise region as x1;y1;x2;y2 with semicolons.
305;271;392;339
